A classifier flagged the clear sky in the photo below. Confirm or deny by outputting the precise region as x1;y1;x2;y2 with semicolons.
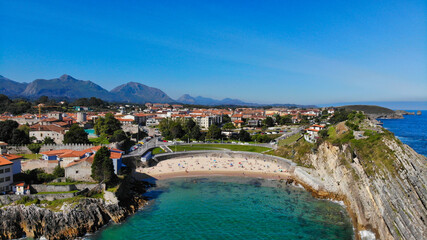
1;0;426;105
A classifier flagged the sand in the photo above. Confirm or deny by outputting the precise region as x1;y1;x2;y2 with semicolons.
136;155;292;180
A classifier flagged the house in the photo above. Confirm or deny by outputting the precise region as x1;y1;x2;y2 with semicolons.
29;124;68;144
40;149;86;167
304;124;326;143
232;120;244;128
13;182;30;195
0;157;13;194
146;118;160;126
0;154;22;175
230;114;243;122
247;119;262;127
64;146;125;181
0;142;8;154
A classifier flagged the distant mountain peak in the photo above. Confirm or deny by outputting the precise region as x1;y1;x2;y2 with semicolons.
111;81;173;103
59;74;75;80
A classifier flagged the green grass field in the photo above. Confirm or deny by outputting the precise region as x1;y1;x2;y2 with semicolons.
19;154;41;159
278;133;302;146
89;136;109;145
171;144;270;153
152;147;165;155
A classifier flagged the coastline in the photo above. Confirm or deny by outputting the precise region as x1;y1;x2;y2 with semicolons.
148;171;370;240
147;170;291;181
138;154;375;240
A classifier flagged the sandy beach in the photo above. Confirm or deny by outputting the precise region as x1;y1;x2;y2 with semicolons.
136;155;292;180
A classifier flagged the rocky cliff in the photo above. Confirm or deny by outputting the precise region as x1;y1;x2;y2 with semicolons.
283;122;427;239
0;178;151;240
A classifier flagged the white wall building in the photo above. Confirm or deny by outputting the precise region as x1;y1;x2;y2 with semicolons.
0;158;13;193
194;115;223;129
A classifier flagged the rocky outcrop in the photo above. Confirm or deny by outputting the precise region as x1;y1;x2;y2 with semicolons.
0;178;151;239
395;110;415;115
292;139;427;239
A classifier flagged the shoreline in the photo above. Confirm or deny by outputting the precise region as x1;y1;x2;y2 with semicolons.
139;168;370;240
146;170;292;181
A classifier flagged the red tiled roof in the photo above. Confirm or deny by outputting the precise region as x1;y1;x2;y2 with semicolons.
117;118;134;122
0;157;13;166
30;124;67;134
14;182;25;187
0;154;22;161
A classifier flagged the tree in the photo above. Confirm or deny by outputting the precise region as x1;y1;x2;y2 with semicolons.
184;119;196;133
0;120;19;143
10;129;30;144
94;113;121;136
110;130;128;143
28;144;42;154
53;165;65;178
206;124;222;140
222;122;236;130
91;146;110;182
91;147;116;184
190;125;202;140
63;124;90;144
280;115;293;125
238;129;252;142
43;137;55;145
37;96;49;104
102;154;116;184
170;122;184;139
263;117;274;127
18;124;30;136
222;115;231;123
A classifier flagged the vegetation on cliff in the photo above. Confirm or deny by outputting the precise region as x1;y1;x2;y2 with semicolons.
273;111;404;178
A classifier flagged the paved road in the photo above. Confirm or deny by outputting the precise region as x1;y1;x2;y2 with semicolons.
124;138;169;157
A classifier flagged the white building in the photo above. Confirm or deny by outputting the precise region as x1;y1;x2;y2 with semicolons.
0;158;13;194
146;118;160;126
194;115;222;129
29;124;67;144
76;112;87;123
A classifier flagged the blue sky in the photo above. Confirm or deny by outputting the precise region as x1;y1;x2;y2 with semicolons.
1;0;426;105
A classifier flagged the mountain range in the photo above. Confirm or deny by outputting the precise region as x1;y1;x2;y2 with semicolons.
0;74;314;107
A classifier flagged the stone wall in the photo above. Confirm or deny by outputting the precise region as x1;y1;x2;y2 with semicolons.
7;143;118;155
0;192;76;205
0;184;104;205
31;184;76;193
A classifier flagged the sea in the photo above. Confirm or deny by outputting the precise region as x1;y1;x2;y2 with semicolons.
380;110;427;157
88;177;354;240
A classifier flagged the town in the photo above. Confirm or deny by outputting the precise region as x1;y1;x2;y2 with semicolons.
0;94;336;196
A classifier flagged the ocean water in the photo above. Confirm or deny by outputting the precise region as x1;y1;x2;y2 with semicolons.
380;110;427;157
89;177;354;240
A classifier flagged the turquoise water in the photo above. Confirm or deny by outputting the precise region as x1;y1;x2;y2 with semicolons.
381;110;426;157
89;177;354;240
84;129;97;137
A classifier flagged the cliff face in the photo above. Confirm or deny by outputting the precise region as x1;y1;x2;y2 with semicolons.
294;139;426;239
0;178;150;240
